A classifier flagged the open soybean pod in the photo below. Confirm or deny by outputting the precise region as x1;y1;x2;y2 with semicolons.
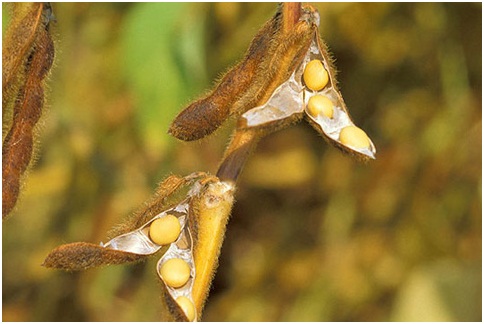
42;173;208;270
236;8;319;132
159;178;235;321
157;221;197;321
240;7;376;161
188;180;235;317
43;172;235;322
301;31;376;161
169;4;316;142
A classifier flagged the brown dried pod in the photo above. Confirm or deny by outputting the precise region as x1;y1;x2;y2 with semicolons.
302;34;376;161
2;3;55;218
43;172;212;271
42;4;376;322
169;4;317;142
42;242;144;271
43;171;235;321
168;10;278;141
108;172;209;238
150;175;235;322
217;4;375;184
157;177;235;321
2;3;51;101
237;11;376;162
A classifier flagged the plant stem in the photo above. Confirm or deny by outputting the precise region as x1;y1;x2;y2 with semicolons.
216;2;303;184
216;129;260;183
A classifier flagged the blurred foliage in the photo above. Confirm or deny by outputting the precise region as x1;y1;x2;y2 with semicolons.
2;3;481;321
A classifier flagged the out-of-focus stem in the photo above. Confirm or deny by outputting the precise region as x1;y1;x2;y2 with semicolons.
216;129;261;183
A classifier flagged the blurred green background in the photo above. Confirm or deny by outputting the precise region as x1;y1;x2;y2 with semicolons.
2;3;481;321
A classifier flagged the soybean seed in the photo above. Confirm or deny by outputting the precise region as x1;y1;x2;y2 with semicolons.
160;258;191;288
176;296;196;322
303;60;329;91
149;215;181;246
307;95;334;118
339;126;371;149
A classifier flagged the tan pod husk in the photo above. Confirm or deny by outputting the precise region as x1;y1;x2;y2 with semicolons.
189;180;235;318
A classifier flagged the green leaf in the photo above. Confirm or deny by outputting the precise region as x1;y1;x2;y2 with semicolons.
121;3;188;153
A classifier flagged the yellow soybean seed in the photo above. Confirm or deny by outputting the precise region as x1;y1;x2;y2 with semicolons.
339;126;371;149
176;296;196;321
303;59;329;91
149;215;181;245
307;95;334;118
160;258;191;288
